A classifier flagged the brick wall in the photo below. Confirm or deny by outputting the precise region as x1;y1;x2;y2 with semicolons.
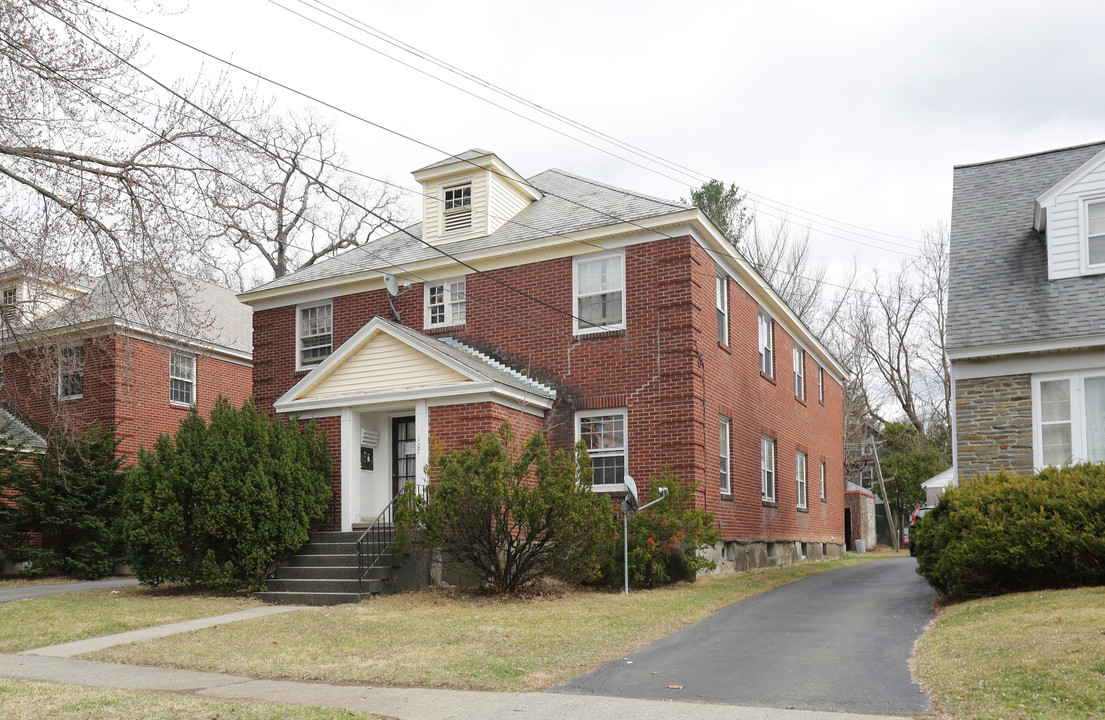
0;332;252;463
955;373;1034;480
251;235;845;543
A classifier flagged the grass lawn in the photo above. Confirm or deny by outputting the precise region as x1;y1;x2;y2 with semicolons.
0;585;261;653
0;679;378;720
87;553;896;691
915;586;1105;719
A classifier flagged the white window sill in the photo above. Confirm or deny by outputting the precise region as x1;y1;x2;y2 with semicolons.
60;394;83;401
591;482;627;494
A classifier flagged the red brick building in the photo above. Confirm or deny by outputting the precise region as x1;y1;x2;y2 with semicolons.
0;267;252;462
239;150;847;569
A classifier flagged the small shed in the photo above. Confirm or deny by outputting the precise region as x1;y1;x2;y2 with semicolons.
921;466;956;507
844;481;876;552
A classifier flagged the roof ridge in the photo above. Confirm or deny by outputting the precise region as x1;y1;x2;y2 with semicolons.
954;140;1105;169
533;168;691;210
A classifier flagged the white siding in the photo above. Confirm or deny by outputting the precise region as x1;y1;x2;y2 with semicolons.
487;173;532;234
419;171;489;245
298;331;470;400
1048;164;1105;278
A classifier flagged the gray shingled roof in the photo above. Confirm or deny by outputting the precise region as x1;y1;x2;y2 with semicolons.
948;141;1105;353
248;168;690;295
37;270;252;355
0;408;46;451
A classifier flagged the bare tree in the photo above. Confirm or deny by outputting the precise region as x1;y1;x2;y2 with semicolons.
207;112;405;282
918;223;951;431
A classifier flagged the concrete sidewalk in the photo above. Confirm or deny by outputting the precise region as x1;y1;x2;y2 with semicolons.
0;578;139;603
0;652;914;720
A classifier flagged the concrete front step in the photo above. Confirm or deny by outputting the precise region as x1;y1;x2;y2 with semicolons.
277;565;398;581
265;577;380;594
253;590;370;606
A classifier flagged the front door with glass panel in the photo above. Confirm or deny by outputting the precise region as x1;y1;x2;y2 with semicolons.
392;416;416;497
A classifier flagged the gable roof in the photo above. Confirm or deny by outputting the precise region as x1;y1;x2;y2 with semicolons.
244;168;690;296
947;140;1105;356
275;316;555;413
33;270;252;356
0;407;46;452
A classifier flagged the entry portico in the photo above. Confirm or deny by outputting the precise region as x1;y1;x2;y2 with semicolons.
274;317;555;530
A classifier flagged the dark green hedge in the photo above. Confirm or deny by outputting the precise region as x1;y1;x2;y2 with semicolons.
123;397;331;592
914;464;1105;597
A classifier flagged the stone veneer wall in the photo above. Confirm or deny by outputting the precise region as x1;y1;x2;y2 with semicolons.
955;374;1034;480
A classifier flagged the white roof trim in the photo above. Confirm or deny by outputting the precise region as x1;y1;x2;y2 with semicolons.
921;466;956;489
948;333;1105;361
1035;145;1105;232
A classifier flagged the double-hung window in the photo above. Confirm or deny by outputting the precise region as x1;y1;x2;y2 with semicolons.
1033;371;1105;466
59;344;84;399
818;367;824;404
297;302;332;370
577;409;627;489
716;273;728;345
761;434;776;502
170;352;196;406
425;277;466;329
796;451;808;509
793;346;805;401
719;416;731;495
1086;199;1105;269
442;181;473;233
574;254;624;334
820;461;827;502
758;308;773;377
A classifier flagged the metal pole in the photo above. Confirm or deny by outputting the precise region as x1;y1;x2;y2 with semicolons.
623;501;629;595
871;438;898;552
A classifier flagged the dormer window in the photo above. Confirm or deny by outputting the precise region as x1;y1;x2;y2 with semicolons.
442;181;473;233
1086;199;1105;268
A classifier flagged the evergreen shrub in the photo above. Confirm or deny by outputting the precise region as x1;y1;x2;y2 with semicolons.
123;397;330;592
914;463;1105;597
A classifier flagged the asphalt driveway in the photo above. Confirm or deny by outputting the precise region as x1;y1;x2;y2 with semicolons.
551;556;936;715
0;578;139;604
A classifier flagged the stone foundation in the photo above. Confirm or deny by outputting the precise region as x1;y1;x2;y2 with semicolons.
702;539;845;575
955;374;1034;480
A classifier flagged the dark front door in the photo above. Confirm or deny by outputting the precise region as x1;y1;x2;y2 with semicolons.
392;416;416;497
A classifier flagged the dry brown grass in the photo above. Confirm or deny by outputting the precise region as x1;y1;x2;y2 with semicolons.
90;554;890;691
915;586;1105;719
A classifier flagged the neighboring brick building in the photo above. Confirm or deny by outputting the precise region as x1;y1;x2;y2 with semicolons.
949;141;1105;480
239;149;848;568
0;267;252;462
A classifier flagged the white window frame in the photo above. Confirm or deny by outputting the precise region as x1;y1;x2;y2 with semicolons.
1;285;16;307
793;345;805;401
1081;196;1105;274
1031;370;1105;467
576;408;627;493
719;416;731;495
59;344;84;400
573;253;625;335
716;273;728;345
441;180;473;234
758;308;773;377
296;301;333;371
796;451;808;510
820;461;827;502
761;434;776;502
818;366;824;404
170;352;196;407
424;276;467;329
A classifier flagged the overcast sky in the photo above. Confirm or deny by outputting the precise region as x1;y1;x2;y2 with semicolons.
125;0;1105;280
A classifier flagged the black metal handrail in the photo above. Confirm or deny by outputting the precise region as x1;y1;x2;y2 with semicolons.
356;486;424;594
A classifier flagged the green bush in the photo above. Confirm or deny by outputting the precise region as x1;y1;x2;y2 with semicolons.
0;425;127;579
123;397;331;592
914;464;1105;597
603;472;720;588
399;422;617;593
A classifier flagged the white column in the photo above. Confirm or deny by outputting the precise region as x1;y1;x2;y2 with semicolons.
340;407;356;531
415;399;430;494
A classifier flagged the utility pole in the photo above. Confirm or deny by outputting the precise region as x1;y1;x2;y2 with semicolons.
870;438;898;552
